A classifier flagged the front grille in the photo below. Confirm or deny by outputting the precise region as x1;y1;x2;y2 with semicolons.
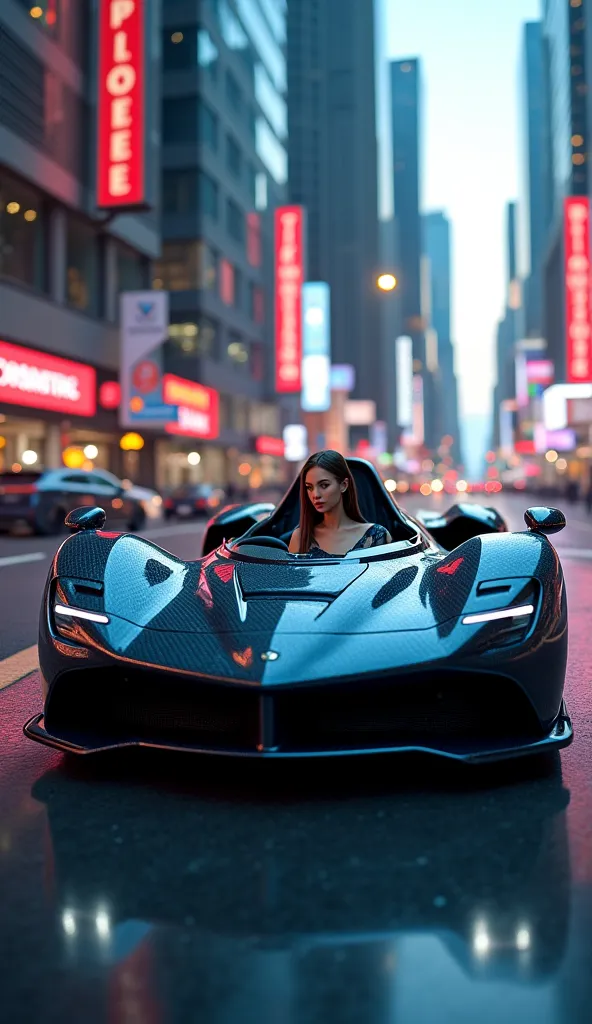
45;669;260;751
274;672;543;752
45;668;542;755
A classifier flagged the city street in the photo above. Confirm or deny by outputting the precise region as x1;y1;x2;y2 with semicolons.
1;491;592;1022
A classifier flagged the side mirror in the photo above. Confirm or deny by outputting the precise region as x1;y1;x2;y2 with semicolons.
524;506;566;536
65;506;107;532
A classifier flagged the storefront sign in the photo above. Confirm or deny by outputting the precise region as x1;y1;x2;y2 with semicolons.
163;374;219;439
99;380;121;409
120;291;173;427
0;340;96;416
301;282;331;412
275;206;305;393
97;0;146;209
543;382;592;430
254;436;285;457
564;197;592;383
344;400;376;426
283;424;307;462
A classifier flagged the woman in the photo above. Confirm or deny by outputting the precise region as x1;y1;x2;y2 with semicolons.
288;450;392;557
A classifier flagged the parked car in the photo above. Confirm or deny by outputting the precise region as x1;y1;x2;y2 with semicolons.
164;483;225;520
0;467;153;536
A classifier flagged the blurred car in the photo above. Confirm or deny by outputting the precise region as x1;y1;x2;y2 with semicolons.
163;483;225;520
0;467;151;536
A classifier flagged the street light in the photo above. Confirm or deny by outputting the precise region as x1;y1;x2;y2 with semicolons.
377;273;397;292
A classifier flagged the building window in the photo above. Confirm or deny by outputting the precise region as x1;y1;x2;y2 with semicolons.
253;286;265;325
250;342;265;382
116;243;149;293
234;267;243;309
200;172;219;220
247;213;262;266
247;164;257;203
153;241;218;292
226;199;245;244
255;172;268;211
227;334;250;368
162;169;198;214
198;28;219;77
0;172;46;292
199;102;218;149
168;315;219;358
163;97;198;143
220;258;235;305
66;215;100;316
226;134;242;177
163;26;200;70
226;70;242;111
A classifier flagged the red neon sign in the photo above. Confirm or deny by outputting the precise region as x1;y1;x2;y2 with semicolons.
0;340;96;416
163;374;219;439
565;197;592;384
275;206;304;393
255;435;285;456
97;0;146;209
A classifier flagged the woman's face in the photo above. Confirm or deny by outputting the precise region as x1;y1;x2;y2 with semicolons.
305;465;347;514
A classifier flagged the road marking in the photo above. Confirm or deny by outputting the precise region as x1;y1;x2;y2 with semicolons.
0;552;46;569
0;645;38;691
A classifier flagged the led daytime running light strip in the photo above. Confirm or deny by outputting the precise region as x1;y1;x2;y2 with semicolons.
462;604;534;626
54;604;109;624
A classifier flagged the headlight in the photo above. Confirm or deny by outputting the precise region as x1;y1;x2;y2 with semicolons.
462;604;534;626
52;579;108;640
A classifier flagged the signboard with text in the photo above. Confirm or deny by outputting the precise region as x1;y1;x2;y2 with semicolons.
565;197;592;383
275;206;305;392
163;374;219;439
0;340;96;417
120;291;173;427
97;0;147;209
301;281;331;412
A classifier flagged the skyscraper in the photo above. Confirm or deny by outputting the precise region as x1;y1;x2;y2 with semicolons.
158;0;288;488
390;59;424;366
286;0;382;417
423;212;461;461
492;202;523;447
518;21;553;337
542;0;589;382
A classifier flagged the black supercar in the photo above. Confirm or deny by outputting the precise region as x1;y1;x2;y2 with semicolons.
25;459;573;763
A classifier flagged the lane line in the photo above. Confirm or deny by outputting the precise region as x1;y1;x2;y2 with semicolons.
0;645;38;691
0;552;46;569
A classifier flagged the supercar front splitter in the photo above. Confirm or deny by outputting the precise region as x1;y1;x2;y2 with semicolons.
23;701;573;764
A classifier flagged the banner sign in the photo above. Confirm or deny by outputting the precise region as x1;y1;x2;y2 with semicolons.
395;336;413;428
120;291;173;426
163;374;219;439
330;364;355;392
0;340;96;417
283;424;308;461
301;281;331;412
565;197;592;383
275;206;305;392
97;0;147;209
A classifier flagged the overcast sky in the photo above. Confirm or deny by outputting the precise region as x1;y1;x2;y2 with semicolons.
385;0;541;419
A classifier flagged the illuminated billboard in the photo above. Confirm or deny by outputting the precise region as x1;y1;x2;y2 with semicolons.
275;206;305;392
301;282;331;412
97;0;147;209
564;197;592;383
0;340;96;417
120;291;173;427
395;336;413;428
163;374;219;439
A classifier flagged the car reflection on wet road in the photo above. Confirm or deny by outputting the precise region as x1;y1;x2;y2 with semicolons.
1;492;592;1022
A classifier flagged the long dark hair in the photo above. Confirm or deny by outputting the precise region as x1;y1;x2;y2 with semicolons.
298;450;365;553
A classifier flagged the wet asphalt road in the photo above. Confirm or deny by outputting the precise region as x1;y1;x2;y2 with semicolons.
1;494;592;1022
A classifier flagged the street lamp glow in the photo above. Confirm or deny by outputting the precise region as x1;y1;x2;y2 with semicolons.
187;451;201;466
377;273;397;292
83;445;99;460
456;479;468;493
21;450;38;465
545;449;558;463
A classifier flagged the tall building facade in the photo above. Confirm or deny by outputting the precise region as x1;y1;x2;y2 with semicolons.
518;21;553;337
423;212;461;461
286;0;382;421
158;0;287;490
0;0;161;484
492;202;523;446
542;0;589;382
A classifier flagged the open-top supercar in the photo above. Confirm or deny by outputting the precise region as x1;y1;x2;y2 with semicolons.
24;458;572;763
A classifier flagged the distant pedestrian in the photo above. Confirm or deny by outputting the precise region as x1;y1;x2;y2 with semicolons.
566;480;579;505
